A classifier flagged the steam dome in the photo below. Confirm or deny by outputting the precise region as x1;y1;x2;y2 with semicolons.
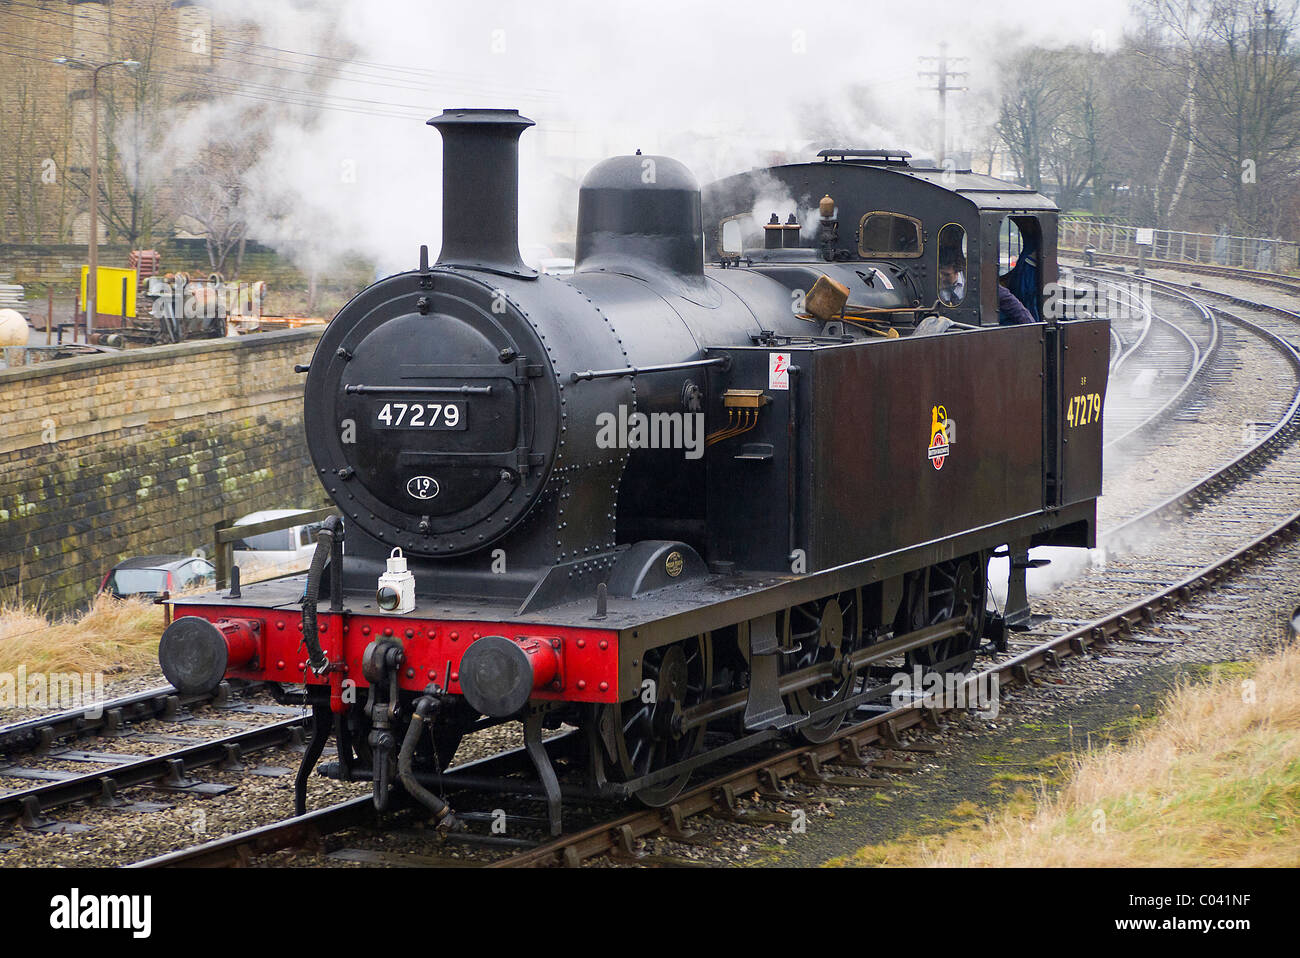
574;154;704;284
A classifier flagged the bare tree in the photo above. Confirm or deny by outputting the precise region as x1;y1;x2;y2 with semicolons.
0;60;74;243
1037;48;1118;212
1194;1;1300;233
174;138;262;277
1129;1;1205;225
996;47;1072;193
980;1;1300;240
958;86;1006;176
1129;0;1300;233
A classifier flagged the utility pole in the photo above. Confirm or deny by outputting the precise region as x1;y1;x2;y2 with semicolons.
53;56;139;339
918;42;968;165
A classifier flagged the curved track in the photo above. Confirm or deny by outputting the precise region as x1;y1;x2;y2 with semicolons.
1089;272;1219;450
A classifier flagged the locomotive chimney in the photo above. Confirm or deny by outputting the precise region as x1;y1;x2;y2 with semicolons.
427;108;535;275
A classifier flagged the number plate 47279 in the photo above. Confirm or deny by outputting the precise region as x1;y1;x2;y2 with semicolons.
374;401;467;430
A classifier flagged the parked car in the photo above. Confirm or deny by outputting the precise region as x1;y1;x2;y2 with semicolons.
99;555;214;599
230;510;322;573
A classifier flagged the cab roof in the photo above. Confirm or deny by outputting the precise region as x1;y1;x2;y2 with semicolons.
806;151;1057;213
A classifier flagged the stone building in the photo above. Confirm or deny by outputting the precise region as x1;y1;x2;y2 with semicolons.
0;0;241;246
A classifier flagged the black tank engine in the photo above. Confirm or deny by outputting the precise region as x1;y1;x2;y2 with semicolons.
158;108;1108;834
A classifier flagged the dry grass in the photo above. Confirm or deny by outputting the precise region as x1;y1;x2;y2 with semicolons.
0;558;304;682
833;644;1300;867
0;595;164;676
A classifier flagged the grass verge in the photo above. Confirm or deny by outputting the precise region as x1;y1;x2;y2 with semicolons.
0;595;164;677
831;643;1300;867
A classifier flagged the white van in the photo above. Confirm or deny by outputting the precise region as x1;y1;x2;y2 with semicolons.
231;510;323;578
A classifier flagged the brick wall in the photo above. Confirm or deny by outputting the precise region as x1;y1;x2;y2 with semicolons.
0;330;332;611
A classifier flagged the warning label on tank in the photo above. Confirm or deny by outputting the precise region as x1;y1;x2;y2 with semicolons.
769;352;790;390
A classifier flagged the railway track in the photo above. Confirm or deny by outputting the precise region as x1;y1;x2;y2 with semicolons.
130;744;543;867
0;680;240;755
126;271;1300;869
1046;269;1295;547
0;682;311;835
1079;269;1300;541
1095;275;1220;450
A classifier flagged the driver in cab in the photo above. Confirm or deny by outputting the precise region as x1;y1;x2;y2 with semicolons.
938;255;965;306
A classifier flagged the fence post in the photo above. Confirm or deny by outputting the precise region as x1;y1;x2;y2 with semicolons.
214;521;229;589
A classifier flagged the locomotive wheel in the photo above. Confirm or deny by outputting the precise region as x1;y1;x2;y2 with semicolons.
902;554;987;672
598;634;712;806
781;592;863;743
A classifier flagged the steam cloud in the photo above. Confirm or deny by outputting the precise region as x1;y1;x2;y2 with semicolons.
191;0;1133;277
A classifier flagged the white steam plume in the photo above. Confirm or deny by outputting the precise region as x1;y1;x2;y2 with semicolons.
190;0;1134;279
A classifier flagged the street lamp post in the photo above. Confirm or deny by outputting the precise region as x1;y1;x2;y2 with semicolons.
54;56;139;340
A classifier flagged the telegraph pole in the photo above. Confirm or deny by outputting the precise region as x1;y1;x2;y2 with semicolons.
53;56;139;339
918;42;968;165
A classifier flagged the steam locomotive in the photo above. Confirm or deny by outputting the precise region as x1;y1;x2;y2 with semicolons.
158;108;1109;834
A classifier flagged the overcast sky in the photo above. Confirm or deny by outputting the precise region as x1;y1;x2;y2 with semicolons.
211;0;1142;267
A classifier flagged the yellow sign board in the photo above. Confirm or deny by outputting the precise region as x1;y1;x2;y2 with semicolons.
79;266;137;319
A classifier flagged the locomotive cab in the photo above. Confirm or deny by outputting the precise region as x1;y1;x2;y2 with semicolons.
700;152;1103;619
705;148;1058;330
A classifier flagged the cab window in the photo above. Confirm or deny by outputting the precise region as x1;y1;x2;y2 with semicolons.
937;224;967;306
858;212;923;258
997;215;1042;323
999;218;1024;272
719;214;749;256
